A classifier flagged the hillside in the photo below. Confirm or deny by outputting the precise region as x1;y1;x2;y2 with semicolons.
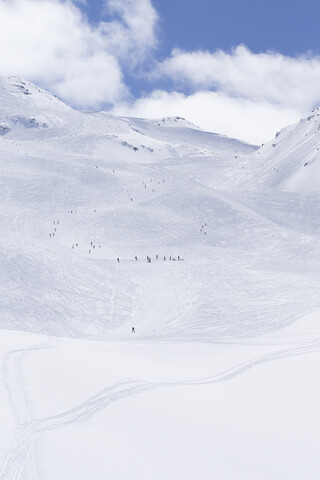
2;76;319;339
1;75;275;339
1;77;320;480
242;107;320;192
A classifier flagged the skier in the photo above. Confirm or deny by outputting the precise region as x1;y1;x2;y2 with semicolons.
117;258;120;263
132;327;135;333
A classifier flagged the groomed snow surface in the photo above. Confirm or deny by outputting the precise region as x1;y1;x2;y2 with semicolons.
1;77;320;479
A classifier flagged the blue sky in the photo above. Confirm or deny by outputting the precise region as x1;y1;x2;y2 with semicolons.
83;0;320;97
154;0;320;58
86;0;320;57
1;0;320;143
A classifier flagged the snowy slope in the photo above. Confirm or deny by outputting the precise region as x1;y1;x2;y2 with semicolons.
0;76;319;337
1;77;320;480
243;107;320;192
1;75;272;339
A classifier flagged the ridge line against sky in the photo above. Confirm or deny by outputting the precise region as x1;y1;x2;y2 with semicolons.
1;0;320;144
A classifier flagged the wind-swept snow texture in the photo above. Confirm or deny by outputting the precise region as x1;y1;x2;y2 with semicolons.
1;76;320;479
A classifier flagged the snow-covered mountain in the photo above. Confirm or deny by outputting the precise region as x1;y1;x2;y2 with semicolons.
1;75;265;338
1;77;320;480
244;107;320;192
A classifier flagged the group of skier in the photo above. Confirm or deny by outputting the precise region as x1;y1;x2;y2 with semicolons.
200;222;208;236
116;254;183;263
48;219;60;238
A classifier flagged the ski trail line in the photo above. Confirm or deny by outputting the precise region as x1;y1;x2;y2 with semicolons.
1;338;59;480
0;380;153;480
1;337;320;479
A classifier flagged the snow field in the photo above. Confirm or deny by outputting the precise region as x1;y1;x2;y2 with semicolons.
1;309;320;479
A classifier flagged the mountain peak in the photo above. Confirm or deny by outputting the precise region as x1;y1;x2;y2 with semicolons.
0;76;73;131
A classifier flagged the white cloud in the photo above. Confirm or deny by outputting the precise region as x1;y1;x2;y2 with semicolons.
0;0;158;108
103;0;158;62
112;45;320;144
0;1;319;143
155;46;320;112
112;90;302;145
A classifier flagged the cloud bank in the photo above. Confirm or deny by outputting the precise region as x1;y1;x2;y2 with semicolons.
155;46;320;111
1;1;320;143
119;45;320;143
0;0;157;108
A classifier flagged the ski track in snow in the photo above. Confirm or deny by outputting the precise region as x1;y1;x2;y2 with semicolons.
2;338;59;480
1;335;320;480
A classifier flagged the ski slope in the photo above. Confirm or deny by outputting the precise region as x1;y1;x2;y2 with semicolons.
1;76;320;479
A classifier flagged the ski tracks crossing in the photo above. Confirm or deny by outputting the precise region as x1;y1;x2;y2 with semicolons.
2;335;320;479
